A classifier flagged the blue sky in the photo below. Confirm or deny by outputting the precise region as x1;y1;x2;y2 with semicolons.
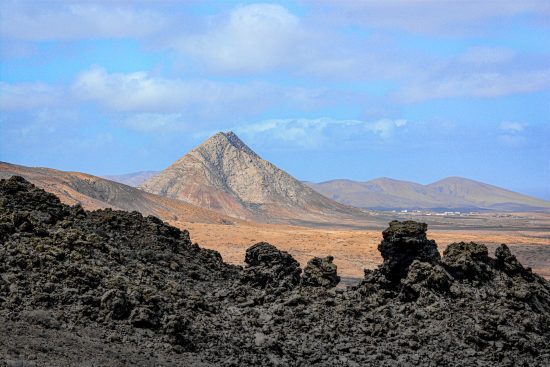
1;1;549;199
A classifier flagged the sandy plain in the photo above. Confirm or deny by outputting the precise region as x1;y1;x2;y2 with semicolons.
176;221;550;281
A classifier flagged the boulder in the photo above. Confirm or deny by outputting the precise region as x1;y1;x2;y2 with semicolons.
302;256;340;288
400;260;452;300
241;242;301;291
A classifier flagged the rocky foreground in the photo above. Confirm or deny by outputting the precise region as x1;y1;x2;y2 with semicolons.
1;176;549;366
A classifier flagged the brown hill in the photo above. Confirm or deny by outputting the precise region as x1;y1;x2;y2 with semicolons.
427;177;550;211
306;177;550;212
0;162;241;226
102;170;159;187
140;132;369;224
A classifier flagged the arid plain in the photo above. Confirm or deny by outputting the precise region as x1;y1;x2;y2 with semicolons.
175;212;550;281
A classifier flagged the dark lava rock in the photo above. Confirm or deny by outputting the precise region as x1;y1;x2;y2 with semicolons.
495;243;531;277
400;260;453;301
442;241;492;280
1;177;550;367
378;220;440;281
302;256;340;288
100;289;130;320
241;242;301;291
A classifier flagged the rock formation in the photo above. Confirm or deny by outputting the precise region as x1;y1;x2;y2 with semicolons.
139;132;367;224
241;242;302;291
378;220;440;281
1;176;549;366
302;256;340;288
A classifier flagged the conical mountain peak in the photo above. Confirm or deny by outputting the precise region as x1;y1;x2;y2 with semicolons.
140;132;360;222
198;131;257;157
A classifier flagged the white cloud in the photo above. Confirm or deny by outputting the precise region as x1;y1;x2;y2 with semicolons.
400;69;550;102
1;66;337;119
320;0;550;35
236;118;335;148
72;66;340;118
177;3;305;73
73;66;275;114
364;119;408;139
0;82;64;110
1;3;167;40
122;113;187;132
233;117;409;149
500;122;526;132
498;122;528;147
173;3;416;80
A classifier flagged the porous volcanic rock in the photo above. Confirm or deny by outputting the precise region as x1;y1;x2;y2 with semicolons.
241;242;302;291
302;256;340;288
442;241;492;280
378;220;441;281
1;177;550;367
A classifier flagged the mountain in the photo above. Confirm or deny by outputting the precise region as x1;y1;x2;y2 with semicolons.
0;162;241;225
102;170;159;187
427;177;550;211
306;177;550;212
140;132;368;224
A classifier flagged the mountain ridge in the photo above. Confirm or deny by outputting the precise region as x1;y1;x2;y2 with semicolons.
306;176;550;212
0;161;242;226
102;170;159;187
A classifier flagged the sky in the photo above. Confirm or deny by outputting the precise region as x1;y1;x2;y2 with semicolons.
0;1;549;199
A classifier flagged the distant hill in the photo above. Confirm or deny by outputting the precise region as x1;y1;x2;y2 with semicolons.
140;132;369;224
0;162;241;226
102;171;159;187
306;177;550;212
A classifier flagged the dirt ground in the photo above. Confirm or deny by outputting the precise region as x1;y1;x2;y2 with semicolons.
175;221;550;280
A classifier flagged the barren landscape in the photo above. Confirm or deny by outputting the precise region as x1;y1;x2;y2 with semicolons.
179;221;550;281
3;160;548;282
2;177;549;366
2;2;550;366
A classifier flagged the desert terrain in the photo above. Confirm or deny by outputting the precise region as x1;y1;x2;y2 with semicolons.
3;161;548;282
176;219;550;282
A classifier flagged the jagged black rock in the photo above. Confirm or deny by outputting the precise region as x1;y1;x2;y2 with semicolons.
1;176;549;366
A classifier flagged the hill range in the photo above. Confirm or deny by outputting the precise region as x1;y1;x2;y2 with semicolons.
2;132;549;279
0;162;242;227
305;177;550;212
100;131;548;213
2;131;548;228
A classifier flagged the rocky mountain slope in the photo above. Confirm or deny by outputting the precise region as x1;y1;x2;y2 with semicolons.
307;177;550;211
140;132;369;224
0;162;240;226
1;176;549;366
103;170;159;187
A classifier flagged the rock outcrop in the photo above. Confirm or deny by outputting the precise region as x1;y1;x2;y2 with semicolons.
302;256;340;288
378;220;441;281
241;242;302;291
1;177;549;367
